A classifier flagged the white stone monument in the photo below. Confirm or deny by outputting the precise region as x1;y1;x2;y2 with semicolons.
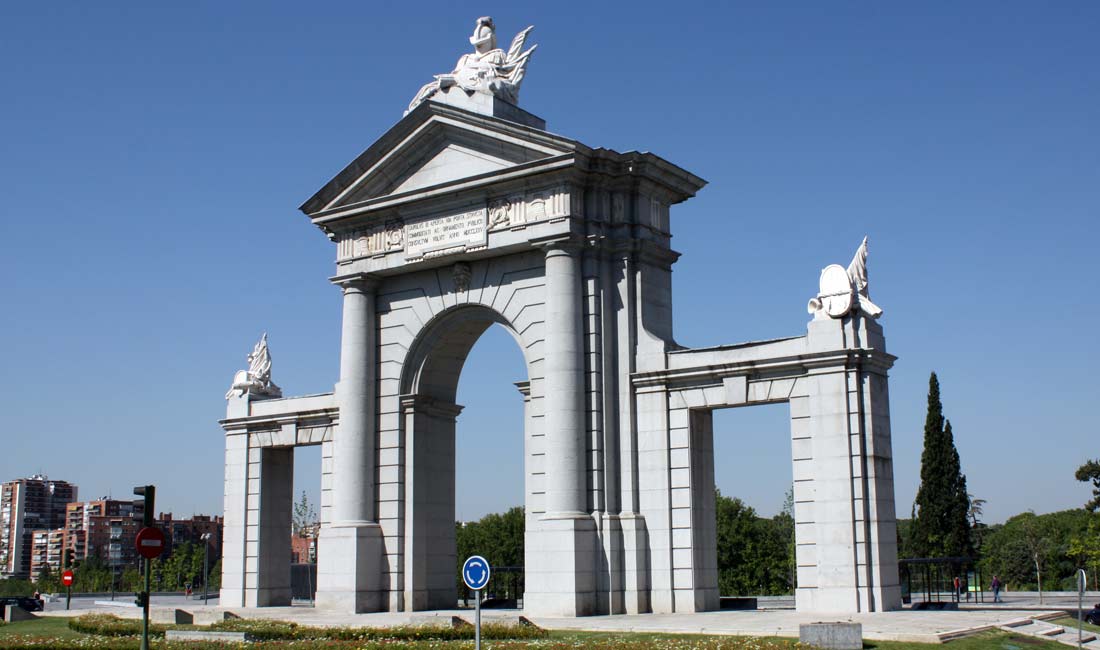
219;18;901;616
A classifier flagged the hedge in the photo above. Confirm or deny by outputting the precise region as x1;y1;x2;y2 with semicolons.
66;613;548;642
68;613;167;638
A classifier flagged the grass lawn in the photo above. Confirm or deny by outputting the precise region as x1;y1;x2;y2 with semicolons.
866;630;1071;650
0;616;1077;650
1051;615;1100;635
0;615;85;639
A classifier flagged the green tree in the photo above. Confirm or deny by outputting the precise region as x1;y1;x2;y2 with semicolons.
1018;512;1053;604
1068;518;1100;589
36;565;60;593
777;487;796;590
968;494;988;552
1076;460;1100;512
715;491;793;596
207;559;222;591
979;509;1092;592
909;373;974;559
292;491;319;537
455;506;525;602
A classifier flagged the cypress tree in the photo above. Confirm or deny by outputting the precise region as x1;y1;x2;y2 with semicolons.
910;373;975;559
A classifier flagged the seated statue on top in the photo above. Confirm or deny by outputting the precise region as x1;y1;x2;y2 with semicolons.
406;17;537;115
225;333;282;399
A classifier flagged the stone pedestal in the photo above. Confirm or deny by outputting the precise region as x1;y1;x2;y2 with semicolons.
315;523;386;612
800;622;863;650
525;515;599;616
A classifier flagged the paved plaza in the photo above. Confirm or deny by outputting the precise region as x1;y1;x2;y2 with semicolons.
40;591;1099;643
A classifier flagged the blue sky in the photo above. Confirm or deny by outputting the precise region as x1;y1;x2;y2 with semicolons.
1;2;1096;525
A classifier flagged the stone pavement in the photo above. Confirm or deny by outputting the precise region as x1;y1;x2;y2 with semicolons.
71;604;1061;644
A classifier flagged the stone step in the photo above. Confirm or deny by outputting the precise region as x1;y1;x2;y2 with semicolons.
1055;630;1098;643
1003;619;1037;629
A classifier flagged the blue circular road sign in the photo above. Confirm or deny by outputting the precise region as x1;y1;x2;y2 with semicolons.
462;555;491;591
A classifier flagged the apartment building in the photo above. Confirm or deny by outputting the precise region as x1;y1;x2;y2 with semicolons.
28;528;66;581
0;476;78;579
156;513;223;559
64;499;135;564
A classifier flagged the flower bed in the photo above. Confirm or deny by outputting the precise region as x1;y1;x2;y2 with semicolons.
209;618;549;641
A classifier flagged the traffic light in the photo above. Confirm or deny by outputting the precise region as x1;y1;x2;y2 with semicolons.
133;485;155;528
134;591;147;608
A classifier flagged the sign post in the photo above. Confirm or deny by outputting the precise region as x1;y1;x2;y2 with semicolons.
61;570;74;610
462;555;491;650
133;485;159;650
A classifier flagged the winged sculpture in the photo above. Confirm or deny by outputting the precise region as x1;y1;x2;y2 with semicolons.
807;236;883;320
406;17;537;114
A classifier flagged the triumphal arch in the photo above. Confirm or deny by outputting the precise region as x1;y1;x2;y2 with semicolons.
219;18;901;616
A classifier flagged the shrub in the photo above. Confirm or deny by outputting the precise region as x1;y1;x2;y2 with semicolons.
209;618;548;641
68;613;167;638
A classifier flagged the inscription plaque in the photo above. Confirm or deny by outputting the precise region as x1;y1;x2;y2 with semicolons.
406;208;487;259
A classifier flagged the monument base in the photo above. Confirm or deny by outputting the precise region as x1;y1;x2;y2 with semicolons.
524;514;599;616
315;523;386;612
426;87;546;130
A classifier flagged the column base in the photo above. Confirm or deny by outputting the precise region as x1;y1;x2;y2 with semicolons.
619;513;651;614
315;523;386;612
525;514;599;616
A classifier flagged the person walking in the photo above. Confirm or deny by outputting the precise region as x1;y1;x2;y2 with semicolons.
954;575;961;602
991;575;1002;603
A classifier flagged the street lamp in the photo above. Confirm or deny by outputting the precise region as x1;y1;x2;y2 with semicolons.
200;533;212;606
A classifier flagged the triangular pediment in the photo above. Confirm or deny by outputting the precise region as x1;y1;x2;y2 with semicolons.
390;143;513;195
300;102;578;218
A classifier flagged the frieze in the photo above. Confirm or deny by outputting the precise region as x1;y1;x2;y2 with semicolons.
487;197;515;230
405;207;488;260
336;186;572;263
337;224;396;262
487;186;569;232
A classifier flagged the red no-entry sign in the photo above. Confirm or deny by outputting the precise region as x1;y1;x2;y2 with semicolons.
61;570;74;586
135;527;167;559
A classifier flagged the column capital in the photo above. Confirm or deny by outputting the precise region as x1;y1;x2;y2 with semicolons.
399;394;464;419
330;272;379;293
531;235;583;256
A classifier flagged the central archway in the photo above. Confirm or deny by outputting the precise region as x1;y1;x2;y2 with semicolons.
399;304;532;610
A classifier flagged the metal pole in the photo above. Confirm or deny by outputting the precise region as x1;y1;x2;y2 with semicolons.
1079;568;1086;650
203;537;209;606
141;557;151;650
475;588;481;650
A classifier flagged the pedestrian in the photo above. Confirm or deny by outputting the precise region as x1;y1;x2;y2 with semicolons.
991;575;1002;603
953;575;961;601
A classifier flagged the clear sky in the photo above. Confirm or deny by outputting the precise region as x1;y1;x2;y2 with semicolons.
1;2;1096;526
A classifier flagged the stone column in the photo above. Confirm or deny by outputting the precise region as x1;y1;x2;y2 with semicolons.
316;273;385;612
525;242;598;616
334;275;377;525
544;243;587;515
